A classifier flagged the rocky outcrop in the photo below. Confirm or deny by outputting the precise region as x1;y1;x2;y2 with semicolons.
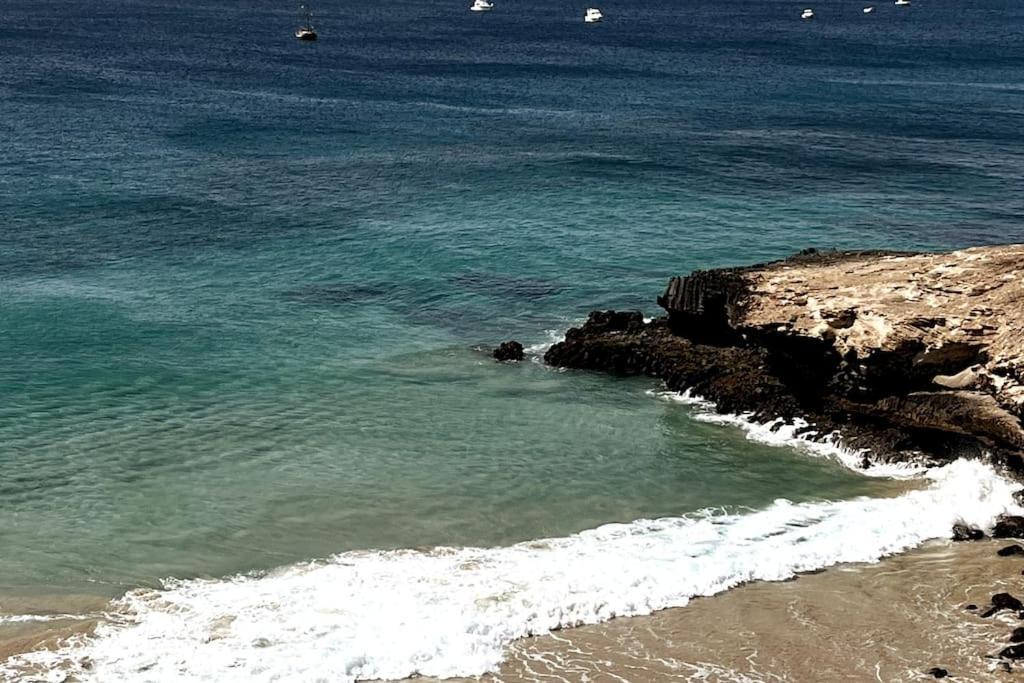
544;245;1024;470
493;341;525;362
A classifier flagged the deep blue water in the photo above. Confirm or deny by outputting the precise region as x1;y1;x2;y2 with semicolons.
1;0;1023;600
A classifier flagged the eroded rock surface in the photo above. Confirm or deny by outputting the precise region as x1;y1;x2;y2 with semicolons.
545;246;1024;470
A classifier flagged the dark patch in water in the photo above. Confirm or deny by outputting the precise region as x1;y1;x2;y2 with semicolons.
451;272;563;301
283;283;392;305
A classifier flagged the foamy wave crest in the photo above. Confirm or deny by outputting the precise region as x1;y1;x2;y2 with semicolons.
524;322;578;357
5;461;1019;682
648;388;926;478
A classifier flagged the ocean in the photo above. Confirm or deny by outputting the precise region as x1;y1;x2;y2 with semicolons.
2;0;1024;678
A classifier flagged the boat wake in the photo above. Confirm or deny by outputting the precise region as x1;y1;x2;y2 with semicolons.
5;459;1018;682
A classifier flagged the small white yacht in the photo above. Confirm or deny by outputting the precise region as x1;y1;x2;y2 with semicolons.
801;8;814;19
894;0;910;5
584;7;603;22
863;5;875;11
470;0;494;11
295;3;317;40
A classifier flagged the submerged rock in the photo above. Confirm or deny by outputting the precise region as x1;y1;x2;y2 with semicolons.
997;544;1024;557
1010;627;1024;643
951;524;985;541
541;245;1024;469
493;340;525;362
981;593;1024;618
1000;644;1024;660
926;668;949;679
994;516;1024;539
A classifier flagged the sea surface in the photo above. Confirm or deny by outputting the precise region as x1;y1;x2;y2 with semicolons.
2;0;1024;679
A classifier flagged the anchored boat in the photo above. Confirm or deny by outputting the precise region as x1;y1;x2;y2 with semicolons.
295;3;317;41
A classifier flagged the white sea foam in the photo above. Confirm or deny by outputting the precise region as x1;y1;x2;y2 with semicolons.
525;323;578;357
0;613;96;624
5;459;1019;682
649;388;927;478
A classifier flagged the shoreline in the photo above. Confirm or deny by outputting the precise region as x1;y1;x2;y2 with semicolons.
478;244;1024;681
446;539;1024;682
7;536;1023;681
1;461;1019;680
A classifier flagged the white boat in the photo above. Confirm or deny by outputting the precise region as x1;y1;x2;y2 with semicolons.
801;8;814;19
584;7;603;22
863;5;875;11
894;0;910;5
470;0;494;11
295;3;317;40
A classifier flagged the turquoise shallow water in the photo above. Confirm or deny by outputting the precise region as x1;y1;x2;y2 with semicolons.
1;0;1023;609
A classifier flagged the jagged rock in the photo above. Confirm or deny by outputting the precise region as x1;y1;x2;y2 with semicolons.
926;668;949;679
493;341;524;362
981;593;1024;618
542;246;1024;468
997;545;1024;557
994;516;1024;539
951;524;985;541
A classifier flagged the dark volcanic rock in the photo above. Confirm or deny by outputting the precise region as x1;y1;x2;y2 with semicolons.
1000;644;1024;660
998;544;1024;557
1011;627;1024;643
981;593;1024;618
965;604;978;611
926;668;949;679
951;524;985;541
994;516;1024;539
493;341;525;362
539;246;1024;469
545;317;801;419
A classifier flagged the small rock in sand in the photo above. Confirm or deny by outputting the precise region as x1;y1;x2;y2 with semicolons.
926;667;949;678
1000;644;1024;660
997;544;1024;557
981;593;1024;618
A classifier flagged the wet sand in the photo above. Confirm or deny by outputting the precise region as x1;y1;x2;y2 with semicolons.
0;594;104;665
453;540;1024;683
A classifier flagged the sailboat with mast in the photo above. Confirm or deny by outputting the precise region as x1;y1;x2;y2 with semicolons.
295;3;318;41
